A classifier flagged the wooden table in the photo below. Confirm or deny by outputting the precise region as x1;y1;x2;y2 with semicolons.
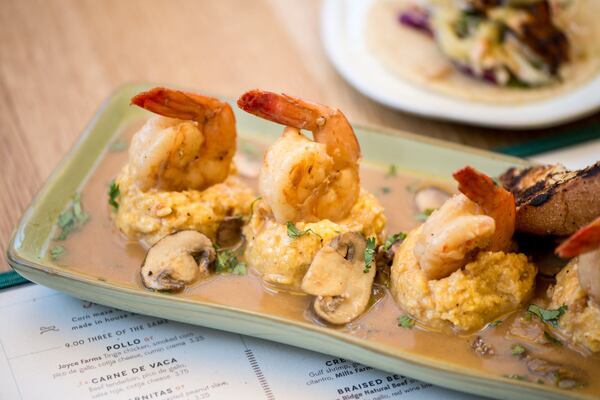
1;0;599;272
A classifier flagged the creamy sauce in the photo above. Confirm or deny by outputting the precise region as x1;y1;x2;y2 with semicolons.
53;119;600;396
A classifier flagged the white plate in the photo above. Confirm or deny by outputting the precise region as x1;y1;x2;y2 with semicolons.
321;0;600;129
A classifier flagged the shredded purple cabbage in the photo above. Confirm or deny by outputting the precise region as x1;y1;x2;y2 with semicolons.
398;8;432;36
453;63;498;85
399;8;499;85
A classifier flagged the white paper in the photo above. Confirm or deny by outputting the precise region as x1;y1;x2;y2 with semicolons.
0;284;481;400
528;138;600;169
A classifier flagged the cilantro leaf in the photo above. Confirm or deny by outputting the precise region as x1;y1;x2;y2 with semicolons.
286;221;322;240
286;221;305;238
505;374;528;382
415;208;436;222
363;237;376;273
214;248;246;275
383;232;407;252
56;193;90;240
527;304;567;328
108;180;120;210
386;164;397;178
511;344;526;356
397;315;415;329
489;320;502;327
232;263;247;276
49;245;66;261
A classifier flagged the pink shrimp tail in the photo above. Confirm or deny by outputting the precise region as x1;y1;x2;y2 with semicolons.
237;89;319;131
556;216;600;258
453;166;516;251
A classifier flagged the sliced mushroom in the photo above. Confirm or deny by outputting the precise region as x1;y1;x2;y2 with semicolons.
526;356;587;389
414;186;451;213
216;216;244;248
141;230;215;291
301;232;376;324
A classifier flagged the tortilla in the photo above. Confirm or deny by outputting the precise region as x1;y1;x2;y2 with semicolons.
366;0;600;104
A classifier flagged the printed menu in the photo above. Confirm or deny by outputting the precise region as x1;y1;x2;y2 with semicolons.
0;284;481;400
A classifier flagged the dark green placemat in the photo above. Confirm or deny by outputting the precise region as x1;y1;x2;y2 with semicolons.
494;124;600;157
0;270;29;290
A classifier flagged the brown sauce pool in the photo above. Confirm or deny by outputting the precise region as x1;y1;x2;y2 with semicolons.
52;119;600;397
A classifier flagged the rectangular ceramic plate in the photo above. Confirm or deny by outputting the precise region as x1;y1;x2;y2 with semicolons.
9;83;581;400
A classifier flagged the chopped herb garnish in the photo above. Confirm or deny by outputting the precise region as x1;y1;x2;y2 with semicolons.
511;344;526;356
386;164;397;178
380;186;391;194
505;374;528;382
72;193;87;222
415;208;436;222
363;237;376;273
507;76;532;89
397;315;415;329
246;196;262;221
108;180;120;210
109;137;128;152
454;12;483;38
489;320;502;327
286;221;305;238
527;304;567;328
232;263;247;276
383;232;407;252
214;248;247;275
286;221;322;240
544;331;562;346
49;245;66;261
56;193;90;240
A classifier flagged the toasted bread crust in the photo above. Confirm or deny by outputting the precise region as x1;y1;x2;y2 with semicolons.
500;162;600;236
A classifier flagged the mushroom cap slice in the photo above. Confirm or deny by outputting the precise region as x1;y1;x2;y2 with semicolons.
141;230;215;291
216;216;244;248
414;186;451;213
301;232;376;325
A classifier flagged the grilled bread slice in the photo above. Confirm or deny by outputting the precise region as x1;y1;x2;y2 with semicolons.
500;162;600;236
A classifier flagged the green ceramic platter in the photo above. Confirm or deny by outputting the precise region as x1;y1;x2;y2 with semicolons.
8;83;584;400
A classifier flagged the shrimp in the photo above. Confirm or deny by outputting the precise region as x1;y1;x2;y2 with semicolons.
453;166;516;252
556;216;600;304
128;87;236;192
556;216;600;258
237;90;361;223
414;166;516;280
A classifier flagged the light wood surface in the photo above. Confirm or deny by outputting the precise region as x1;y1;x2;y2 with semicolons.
1;0;599;272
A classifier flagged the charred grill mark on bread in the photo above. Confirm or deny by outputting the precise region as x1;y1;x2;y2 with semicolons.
500;162;600;236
